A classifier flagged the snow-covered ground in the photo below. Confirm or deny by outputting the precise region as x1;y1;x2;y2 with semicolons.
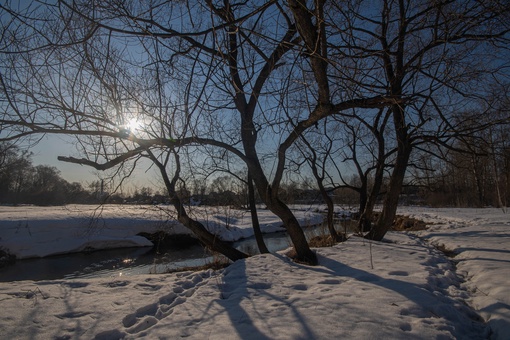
0;206;508;339
400;207;510;340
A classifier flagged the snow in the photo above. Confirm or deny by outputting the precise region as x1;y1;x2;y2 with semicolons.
400;207;510;340
0;204;323;259
0;205;509;339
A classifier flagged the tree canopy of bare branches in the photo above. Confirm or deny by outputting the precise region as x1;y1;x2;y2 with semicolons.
1;0;509;263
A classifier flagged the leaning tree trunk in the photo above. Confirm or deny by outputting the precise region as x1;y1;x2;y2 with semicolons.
323;190;341;241
242;123;317;264
308;149;341;241
248;172;269;254
360;176;383;233
59;150;249;262
171;196;248;261
268;195;318;264
151;151;248;262
248;156;317;264
357;180;370;232
365;101;411;241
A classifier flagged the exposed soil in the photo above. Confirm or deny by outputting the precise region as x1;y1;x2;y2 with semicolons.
435;243;458;258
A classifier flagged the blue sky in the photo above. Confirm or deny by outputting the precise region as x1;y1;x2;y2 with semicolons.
30;135;158;191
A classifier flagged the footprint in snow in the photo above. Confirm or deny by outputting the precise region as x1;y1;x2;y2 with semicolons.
61;281;89;288
247;282;272;290
94;329;126;340
104;280;130;288
399;322;412;332
317;279;341;285
290;284;308;291
126;316;158;334
134;283;163;291
117;272;211;336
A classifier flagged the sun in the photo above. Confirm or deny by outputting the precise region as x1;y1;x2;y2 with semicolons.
118;118;143;137
126;118;141;132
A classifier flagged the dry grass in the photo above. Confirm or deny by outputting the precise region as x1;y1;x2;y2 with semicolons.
308;234;347;248
308;235;337;247
391;215;428;231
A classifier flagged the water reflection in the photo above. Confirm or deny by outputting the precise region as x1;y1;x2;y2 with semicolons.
0;223;352;282
234;231;291;255
0;245;210;282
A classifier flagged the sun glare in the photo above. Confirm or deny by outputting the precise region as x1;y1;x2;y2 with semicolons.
118;117;146;138
126;118;141;132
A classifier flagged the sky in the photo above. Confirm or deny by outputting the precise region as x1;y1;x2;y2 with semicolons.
30;135;161;192
0;206;508;339
30;135;96;183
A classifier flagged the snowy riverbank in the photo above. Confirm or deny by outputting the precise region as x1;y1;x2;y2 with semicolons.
0;207;509;339
0;204;325;259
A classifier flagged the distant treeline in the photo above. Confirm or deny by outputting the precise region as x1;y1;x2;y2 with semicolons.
1;142;508;208
0;143;101;205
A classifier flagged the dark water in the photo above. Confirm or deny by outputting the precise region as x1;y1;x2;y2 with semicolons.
0;224;349;282
0;244;205;282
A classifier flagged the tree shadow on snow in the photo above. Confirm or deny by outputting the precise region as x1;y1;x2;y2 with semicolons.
214;258;316;340
269;252;487;339
424;230;510;240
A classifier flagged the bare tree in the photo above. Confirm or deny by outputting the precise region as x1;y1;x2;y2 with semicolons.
332;108;393;232
286;0;509;240
356;0;508;240
415;93;510;209
2;0;508;264
0;0;252;261
294;118;342;241
0;143;33;204
1;1;331;264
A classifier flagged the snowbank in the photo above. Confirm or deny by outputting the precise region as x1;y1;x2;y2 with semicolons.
0;204;323;259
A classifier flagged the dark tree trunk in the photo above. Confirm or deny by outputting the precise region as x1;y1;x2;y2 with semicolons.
359;148;386;233
359;176;383;233
357;181;370;232
366;136;411;241
171;196;248;261
307;142;341;241
249;159;317;264
152;152;248;262
268;196;318;264
241;110;317;264
248;172;269;254
222;1;317;265
319;184;341;241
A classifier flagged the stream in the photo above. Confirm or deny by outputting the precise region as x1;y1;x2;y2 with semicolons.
0;230;298;282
